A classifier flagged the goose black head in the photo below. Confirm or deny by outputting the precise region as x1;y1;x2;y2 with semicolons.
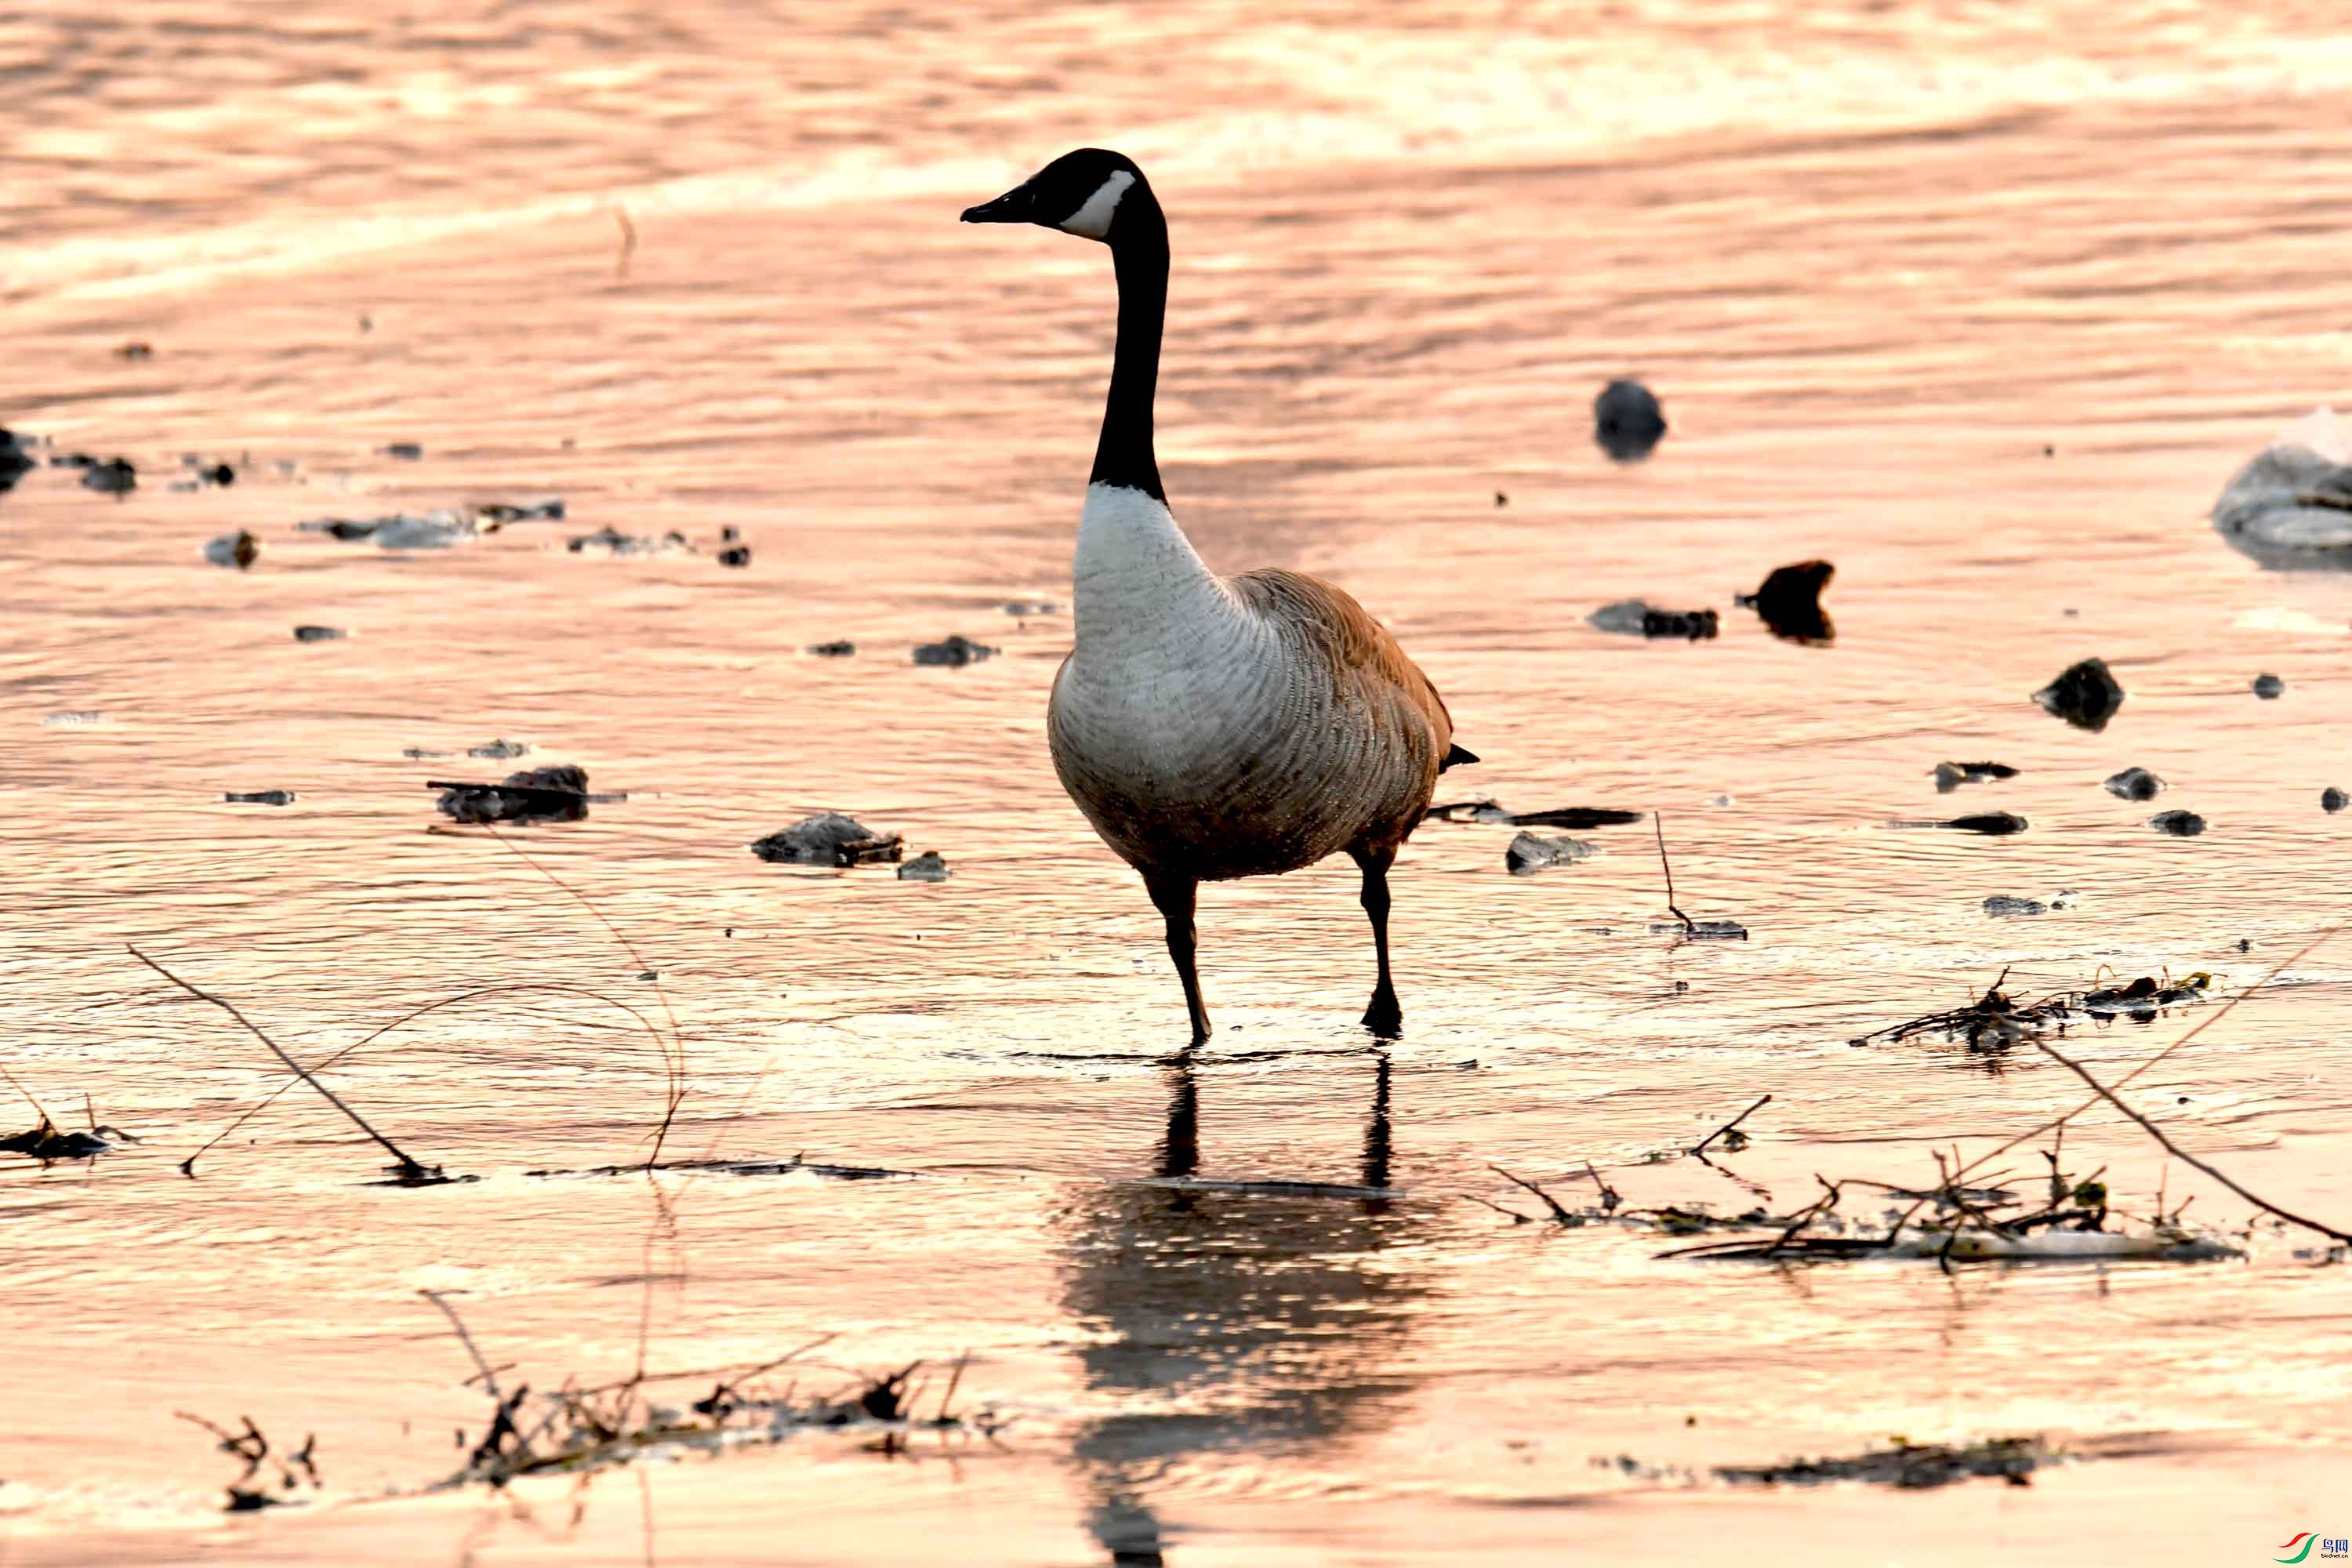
961;149;1149;243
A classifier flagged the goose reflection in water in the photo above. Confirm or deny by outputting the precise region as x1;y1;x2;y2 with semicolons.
1056;1053;1425;1565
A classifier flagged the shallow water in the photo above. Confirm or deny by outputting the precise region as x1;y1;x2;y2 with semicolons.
5;2;2352;1563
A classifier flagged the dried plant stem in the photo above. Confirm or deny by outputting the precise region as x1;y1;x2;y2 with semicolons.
1693;1094;1771;1156
2031;1040;2350;1246
1654;813;1696;933
129;945;429;1178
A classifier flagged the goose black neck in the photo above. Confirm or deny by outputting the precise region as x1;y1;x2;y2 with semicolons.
1091;194;1168;502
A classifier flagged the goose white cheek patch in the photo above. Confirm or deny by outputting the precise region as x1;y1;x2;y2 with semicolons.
1059;170;1135;238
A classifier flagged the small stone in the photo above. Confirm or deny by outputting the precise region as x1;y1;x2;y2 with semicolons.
292;626;346;642
913;633;1000;666
81;457;136;495
1933;760;2016;793
1505;832;1596;875
116;341;153;360
898;851;951;882
2034;657;2125;731
1983;895;2047;918
2252;673;2285;699
2325;786;2348;814
468;738;530;760
203;530;260;569
205;462;235;486
381;441;424;460
224;789;296;805
717;545;751;568
1594;379;1667;462
1734;560;1835;644
808;640;856;657
2104;767;2164;801
437;764;590;826
750;812;902;867
2151;810;2206;837
1002;600;1063;616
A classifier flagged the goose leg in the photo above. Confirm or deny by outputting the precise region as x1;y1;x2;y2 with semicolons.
1145;873;1212;1046
1351;844;1403;1037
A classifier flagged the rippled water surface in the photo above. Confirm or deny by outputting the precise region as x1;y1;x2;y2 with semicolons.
5;3;2352;1563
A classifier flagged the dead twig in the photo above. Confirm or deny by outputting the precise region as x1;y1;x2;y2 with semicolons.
129;945;435;1181
1692;1094;1771;1156
613;206;637;281
2031;1039;2351;1246
1654;813;1696;934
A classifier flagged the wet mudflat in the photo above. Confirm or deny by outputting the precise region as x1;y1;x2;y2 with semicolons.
5;2;2352;1564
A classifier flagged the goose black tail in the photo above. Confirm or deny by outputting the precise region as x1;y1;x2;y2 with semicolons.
1440;744;1479;771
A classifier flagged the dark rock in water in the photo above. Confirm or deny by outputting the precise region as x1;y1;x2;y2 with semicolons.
2151;810;2206;837
1983;895;2047;918
717;544;752;568
436;764;591;825
1933;760;2017;793
750;812;903;867
401;746;452;760
1734;560;1835;644
913;633;1000;666
721;525;740;543
292;625;346;642
2033;657;2124;731
2104;767;2165;801
206;462;234;487
1588;600;1718;641
475;498;564;522
2252;673;2285;699
1505;832;1596;874
808;640;856;657
2210;437;2352;571
81;457;136;495
116;341;153;360
568;525;691;556
224;789;296;805
2325;786;2348;814
1425;800;1643;829
1947;811;2029;835
469;738;530;760
1594;379;1667;462
0;427;34;492
1889;811;2028;835
203;530;260;569
1003;599;1063;616
898;850;951;882
381;441;424;460
1650;918;1748;940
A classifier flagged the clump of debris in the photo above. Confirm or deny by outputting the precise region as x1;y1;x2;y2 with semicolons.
433;764;612;826
751;812;903;867
299;499;563;550
2151;810;2207;837
568;525;694;557
1588;600;1718;641
1425;800;1644;829
1717;1436;2051;1490
898;851;951;882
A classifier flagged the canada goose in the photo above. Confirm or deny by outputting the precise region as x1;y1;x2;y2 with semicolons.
962;149;1475;1044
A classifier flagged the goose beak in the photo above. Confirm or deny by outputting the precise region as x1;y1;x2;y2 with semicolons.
960;187;1031;223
